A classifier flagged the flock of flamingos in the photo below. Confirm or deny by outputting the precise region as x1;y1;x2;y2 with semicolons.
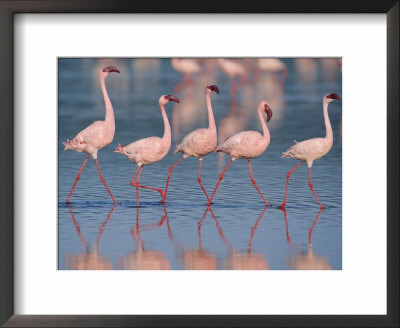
62;59;340;209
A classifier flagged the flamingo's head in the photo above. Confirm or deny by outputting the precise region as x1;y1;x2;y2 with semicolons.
259;101;272;122
159;94;180;106
101;66;120;77
324;93;340;104
206;85;219;95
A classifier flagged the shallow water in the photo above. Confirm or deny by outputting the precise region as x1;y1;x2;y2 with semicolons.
58;58;342;270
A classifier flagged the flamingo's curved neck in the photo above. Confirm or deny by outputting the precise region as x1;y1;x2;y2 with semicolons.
258;106;270;141
160;104;171;144
206;93;216;131
323;101;333;141
100;75;115;125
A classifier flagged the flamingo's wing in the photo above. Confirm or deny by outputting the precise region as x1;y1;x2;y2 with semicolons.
64;120;113;152
282;138;326;159
125;137;163;156
219;131;262;153
74;121;110;145
176;128;210;154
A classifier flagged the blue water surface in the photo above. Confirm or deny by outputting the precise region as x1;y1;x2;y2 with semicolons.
58;58;342;270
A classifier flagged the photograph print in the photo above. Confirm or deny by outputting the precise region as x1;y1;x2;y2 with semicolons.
58;58;342;270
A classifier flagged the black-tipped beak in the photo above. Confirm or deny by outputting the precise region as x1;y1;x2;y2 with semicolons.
264;104;272;122
165;95;180;103
103;66;120;73
207;85;219;95
326;93;340;100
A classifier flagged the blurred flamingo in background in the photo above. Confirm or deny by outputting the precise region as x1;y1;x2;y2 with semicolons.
257;58;288;88
115;95;180;201
207;101;273;206
162;85;219;203
63;66;120;204
278;93;340;209
218;58;247;107
171;58;201;92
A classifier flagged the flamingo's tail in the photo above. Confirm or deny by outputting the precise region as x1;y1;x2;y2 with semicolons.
114;143;125;154
63;139;77;151
173;144;182;154
281;149;297;159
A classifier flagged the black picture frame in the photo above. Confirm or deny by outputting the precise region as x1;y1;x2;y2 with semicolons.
0;1;398;327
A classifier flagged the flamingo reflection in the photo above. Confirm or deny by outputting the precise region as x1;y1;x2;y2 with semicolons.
182;207;218;270
224;207;269;270
118;205;170;270
281;208;332;270
65;206;115;270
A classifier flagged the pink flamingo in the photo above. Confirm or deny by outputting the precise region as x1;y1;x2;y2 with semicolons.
257;58;288;88
207;101;273;206
217;58;247;106
162;85;219;203
63;66;120;204
278;93;340;209
171;58;201;92
115;95;180;200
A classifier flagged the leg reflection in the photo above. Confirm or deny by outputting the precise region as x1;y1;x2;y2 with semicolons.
65;206;115;270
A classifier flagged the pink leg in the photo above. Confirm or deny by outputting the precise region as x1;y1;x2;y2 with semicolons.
66;155;89;203
207;160;233;206
94;159;117;205
248;160;269;206
278;161;304;209
129;166;140;186
135;166;143;206
132;166;165;198
197;159;211;202
308;167;324;209
162;156;185;203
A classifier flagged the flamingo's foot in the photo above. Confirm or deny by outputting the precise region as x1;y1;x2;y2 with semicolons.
278;203;286;209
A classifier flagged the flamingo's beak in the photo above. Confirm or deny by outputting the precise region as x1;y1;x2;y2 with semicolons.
326;93;340;100
165;95;180;103
207;85;219;95
264;104;272;122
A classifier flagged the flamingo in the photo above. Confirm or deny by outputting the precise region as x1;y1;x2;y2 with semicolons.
162;85;219;203
63;66;120;204
257;58;288;88
171;58;201;92
115;95;180;200
217;58;247;106
207;101;273;206
278;93;340;209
